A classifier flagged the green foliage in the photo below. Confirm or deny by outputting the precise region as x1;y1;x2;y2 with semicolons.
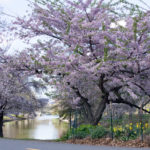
91;126;108;139
60;124;95;140
59;130;72;141
77;124;94;133
74;124;95;139
113;124;139;141
74;130;89;139
114;129;125;139
60;118;150;141
120;136;129;141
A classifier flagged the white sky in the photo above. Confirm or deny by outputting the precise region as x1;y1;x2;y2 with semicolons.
0;0;30;17
0;0;150;18
0;0;31;54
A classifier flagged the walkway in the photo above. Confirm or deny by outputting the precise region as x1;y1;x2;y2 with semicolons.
0;138;150;150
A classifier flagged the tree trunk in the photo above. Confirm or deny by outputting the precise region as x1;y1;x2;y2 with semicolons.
93;98;107;125
0;111;4;137
83;102;94;124
81;99;107;125
71;84;107;125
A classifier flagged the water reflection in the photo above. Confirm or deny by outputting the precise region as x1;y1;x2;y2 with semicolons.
3;115;68;140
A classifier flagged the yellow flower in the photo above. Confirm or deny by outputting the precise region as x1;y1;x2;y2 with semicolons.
125;124;129;128
98;123;101;126
129;126;132;130
113;127;117;132
118;127;123;131
145;123;148;128
129;123;133;130
136;123;139;128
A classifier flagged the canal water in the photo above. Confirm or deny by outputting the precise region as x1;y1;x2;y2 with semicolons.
3;115;68;140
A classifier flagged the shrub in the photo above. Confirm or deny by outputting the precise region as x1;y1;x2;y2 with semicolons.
74;130;89;139
120;136;129;141
125;124;139;140
60;124;94;140
128;130;138;140
74;124;95;139
59;131;71;141
114;129;125;139
77;124;94;133
113;124;139;141
91;126;108;139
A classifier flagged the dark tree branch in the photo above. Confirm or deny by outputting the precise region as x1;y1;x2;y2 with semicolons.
67;82;94;122
0;101;7;112
112;98;150;114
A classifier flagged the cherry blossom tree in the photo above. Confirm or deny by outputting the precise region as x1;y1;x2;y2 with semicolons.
0;7;51;138
14;0;150;125
0;54;50;137
0;22;48;138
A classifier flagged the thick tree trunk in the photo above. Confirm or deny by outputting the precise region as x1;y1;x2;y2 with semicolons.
70;84;107;125
83;102;94;123
82;99;107;125
93;98;107;125
0;112;4;137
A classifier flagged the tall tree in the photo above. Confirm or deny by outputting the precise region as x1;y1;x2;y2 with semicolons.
14;0;150;124
0;7;49;137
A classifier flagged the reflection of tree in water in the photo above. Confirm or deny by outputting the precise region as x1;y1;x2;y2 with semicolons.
3;119;37;139
3;116;69;139
14;120;35;129
52;119;68;137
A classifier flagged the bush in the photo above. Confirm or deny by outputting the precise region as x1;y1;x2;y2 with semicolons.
128;130;138;140
77;124;94;133
91;126;108;139
74;130;89;139
60;124;94;140
74;124;95;139
59;130;72;141
114;130;125;139
113;125;139;141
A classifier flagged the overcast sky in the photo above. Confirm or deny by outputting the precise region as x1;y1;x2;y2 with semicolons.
0;0;150;18
0;0;30;17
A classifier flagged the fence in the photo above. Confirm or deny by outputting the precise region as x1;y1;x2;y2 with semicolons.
68;103;150;141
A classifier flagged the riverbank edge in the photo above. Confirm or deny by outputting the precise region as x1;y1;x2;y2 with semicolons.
3;117;27;123
0;137;57;142
3;116;69;123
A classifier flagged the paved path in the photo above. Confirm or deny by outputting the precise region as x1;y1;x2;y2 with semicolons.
0;138;150;150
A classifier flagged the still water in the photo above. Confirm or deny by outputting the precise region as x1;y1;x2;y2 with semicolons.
3;115;68;140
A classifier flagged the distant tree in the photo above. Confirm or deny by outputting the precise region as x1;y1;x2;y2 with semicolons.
0;14;48;137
